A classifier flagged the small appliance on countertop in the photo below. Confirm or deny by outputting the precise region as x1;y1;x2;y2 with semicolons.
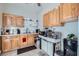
3;29;10;35
40;28;62;39
17;29;20;34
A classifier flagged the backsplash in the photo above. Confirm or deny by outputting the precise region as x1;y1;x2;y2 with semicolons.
48;21;78;39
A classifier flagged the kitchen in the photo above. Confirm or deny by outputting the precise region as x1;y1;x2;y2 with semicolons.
0;3;78;56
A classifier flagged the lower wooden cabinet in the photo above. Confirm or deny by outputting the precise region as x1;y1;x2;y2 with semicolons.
2;36;12;52
1;34;35;53
11;36;19;50
19;35;28;48
27;34;35;46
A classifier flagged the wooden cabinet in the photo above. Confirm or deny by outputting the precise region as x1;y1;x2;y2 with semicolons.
2;36;12;52
76;4;79;16
61;3;78;22
19;34;35;48
59;4;63;22
43;13;49;27
3;13;12;27
55;7;60;25
1;34;35;53
43;6;64;27
43;14;47;27
53;9;57;26
71;3;79;17
53;7;63;26
11;35;19;50
49;11;54;26
11;16;16;27
2;13;24;27
27;34;35;46
62;4;72;20
43;3;79;27
16;16;24;27
19;35;28;48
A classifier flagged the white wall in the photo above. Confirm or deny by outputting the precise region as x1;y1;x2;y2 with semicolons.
4;3;39;20
38;3;60;30
38;3;78;51
1;3;41;32
0;4;6;28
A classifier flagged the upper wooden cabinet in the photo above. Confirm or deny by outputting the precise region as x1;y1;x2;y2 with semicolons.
71;3;79;17
52;9;57;26
2;13;24;27
3;13;13;27
43;13;49;27
43;3;79;27
16;16;24;27
62;4;72;20
61;3;78;22
59;4;63;22
53;7;63;26
43;6;64;27
11;16;17;27
49;11;54;26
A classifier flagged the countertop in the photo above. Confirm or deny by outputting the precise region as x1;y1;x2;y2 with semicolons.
39;35;61;43
0;33;38;36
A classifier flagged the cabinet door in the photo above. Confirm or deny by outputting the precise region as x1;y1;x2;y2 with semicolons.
3;14;12;27
53;9;57;26
19;35;27;48
59;4;63;22
76;4;79;16
27;34;35;46
43;13;49;27
16;16;24;27
41;39;48;53
62;3;72;22
47;42;53;56
2;37;11;52
46;13;49;27
56;7;62;26
49;11;54;26
11;16;16;27
43;14;46;27
11;36;19;50
72;3;79;17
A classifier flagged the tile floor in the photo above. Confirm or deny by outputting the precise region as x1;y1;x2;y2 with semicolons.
1;49;48;56
18;49;48;56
